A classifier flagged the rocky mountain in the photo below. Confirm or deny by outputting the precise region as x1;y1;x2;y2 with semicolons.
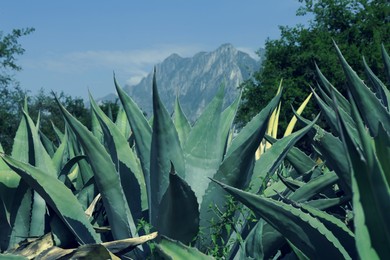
112;43;261;122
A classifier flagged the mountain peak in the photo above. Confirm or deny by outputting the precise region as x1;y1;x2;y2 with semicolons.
117;44;261;121
166;53;182;61
218;43;235;50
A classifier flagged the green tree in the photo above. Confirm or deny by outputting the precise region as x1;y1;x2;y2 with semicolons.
28;89;91;146
0;28;34;153
0;28;91;153
237;0;390;130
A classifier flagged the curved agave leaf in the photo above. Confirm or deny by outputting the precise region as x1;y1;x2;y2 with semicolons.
240;219;264;260
0;156;19;251
55;97;134;240
37;244;120;260
284;92;312;136
184;84;225;204
5;233;54;259
374;124;390;184
305;197;348;210
289;171;339;202
114;75;151;187
311;127;352;195
51;130;69;175
102;231;157;255
157;163;199;244
150;70;186;225
91;107;104;143
250;114;318;194
332;90;389;259
7;110;57;247
219;92;241;155
297;203;356;258
363;56;390;110
155;236;214;260
315;63;351;114
334;41;390;136
199;92;281;243
173;96;191;146
39;130;56;157
265;135;316;176
382;44;390;82
212;179;352;259
115;106;132;140
90;93;147;221
1;155;101;244
0;254;27;259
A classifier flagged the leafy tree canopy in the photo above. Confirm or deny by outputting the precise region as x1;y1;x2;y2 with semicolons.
0;28;35;87
236;0;390;130
0;28;93;153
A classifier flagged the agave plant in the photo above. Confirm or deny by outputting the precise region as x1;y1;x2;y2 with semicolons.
0;43;388;260
210;43;390;260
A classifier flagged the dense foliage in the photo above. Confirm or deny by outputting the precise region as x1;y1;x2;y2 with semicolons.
237;0;390;130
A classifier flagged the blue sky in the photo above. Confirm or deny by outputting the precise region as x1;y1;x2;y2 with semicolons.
1;1;311;100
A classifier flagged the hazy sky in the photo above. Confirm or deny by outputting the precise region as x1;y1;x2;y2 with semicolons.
1;1;311;99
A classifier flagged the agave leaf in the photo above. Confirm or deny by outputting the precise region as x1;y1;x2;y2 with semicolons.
65;126;94;190
312;88;358;138
57;155;86;190
51;131;69;175
157;163;199;244
315;63;351;114
39;130;56;157
219;92;241;154
334;41;390;136
241;219;264;260
286;239;309;260
90;93;147;220
305;197;348;210
311;90;340;134
212;179;352;259
0;254;27;259
336;93;390;259
374;124;390;184
114;75;151;186
349;94;390;258
284;92;312;136
8;110;57;245
115;106;132;140
250;114;318;194
265;135;316;175
91;107;104;143
51;121;64;143
311;127;352;195
5;233;54;259
155;236;214;260
277;172;304;191
37;244;120;260
363;56;390;110
184;84;225;204
382;44;390;82
150;70;186;225
266;80;282;142
297;202;356;257
200;92;281;242
173;96;191;145
0;159;19;251
289;171;338;202
1;155;101;244
55;97;134;240
102;231;158;254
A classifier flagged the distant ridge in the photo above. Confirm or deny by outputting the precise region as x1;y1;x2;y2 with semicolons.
104;43;262;121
